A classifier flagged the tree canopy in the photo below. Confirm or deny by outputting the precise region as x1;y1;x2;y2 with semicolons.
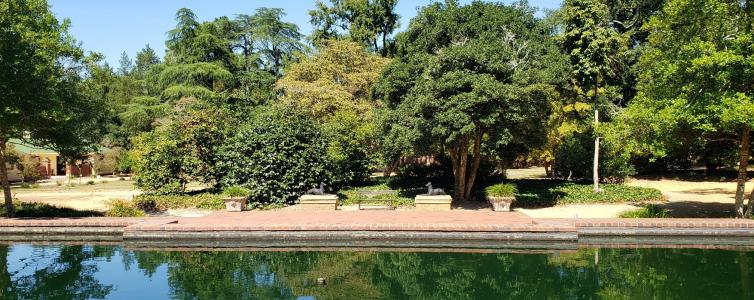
608;0;754;217
0;0;106;216
377;1;567;201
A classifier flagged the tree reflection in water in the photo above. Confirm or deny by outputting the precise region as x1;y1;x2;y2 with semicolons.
0;245;751;299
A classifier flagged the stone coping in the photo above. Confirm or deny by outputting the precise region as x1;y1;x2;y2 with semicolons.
0;213;753;234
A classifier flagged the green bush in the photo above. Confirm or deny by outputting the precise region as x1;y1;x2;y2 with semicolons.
133;193;225;212
324;110;374;188
619;204;671;218
222;186;250;198
485;183;517;197
131;131;186;194
553;132;635;182
218;105;332;205
105;199;145;217
86;180;95;185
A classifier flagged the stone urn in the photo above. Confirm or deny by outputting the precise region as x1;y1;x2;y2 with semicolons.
222;197;246;212
488;196;515;212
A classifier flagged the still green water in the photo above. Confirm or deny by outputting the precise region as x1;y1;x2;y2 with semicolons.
0;244;751;299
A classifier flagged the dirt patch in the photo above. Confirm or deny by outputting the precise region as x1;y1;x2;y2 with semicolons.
10;180;141;212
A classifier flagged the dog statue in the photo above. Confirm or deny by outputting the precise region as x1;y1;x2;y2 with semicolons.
425;182;446;196
306;182;326;195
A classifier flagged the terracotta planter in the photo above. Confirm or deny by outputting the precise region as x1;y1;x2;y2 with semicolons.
222;197;247;212
487;196;514;212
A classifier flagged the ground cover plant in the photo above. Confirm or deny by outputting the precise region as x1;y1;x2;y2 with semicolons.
105;199;146;217
338;177;425;207
485;183;518;198
619;204;672;218
132;193;225;212
511;179;663;207
0;202;103;218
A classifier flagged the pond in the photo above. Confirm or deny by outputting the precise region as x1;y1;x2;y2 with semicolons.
0;244;752;299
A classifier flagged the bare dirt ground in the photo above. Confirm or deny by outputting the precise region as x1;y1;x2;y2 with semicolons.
509;167;750;218
11;179;141;212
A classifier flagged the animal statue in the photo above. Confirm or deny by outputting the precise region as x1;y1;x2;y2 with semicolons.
306;182;325;195
425;182;446;196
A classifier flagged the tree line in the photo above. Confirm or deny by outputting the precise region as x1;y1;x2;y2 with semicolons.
1;0;753;217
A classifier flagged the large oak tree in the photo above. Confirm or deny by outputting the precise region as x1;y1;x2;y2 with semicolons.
376;1;566;202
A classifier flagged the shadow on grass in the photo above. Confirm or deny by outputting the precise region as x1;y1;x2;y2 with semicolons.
1;202;103;218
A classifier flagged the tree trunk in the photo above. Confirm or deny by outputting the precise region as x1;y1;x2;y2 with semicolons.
456;138;468;202
746;190;754;217
463;133;482;201
735;126;750;218
0;139;15;217
449;145;460;199
381;32;388;57
593;83;601;192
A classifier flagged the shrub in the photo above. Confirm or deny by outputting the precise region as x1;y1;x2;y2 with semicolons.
222;186;250;198
20;183;30;189
619;204;671;218
553;132;635;182
105;199;145;217
133;193;225;212
218;105;332;205
20;161;44;182
86;180;95;185
55;180;64;186
131;131;186;194
485;183;517;198
324;110;374;187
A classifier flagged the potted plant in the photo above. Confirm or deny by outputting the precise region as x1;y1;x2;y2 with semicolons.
485;183;517;212
221;186;250;212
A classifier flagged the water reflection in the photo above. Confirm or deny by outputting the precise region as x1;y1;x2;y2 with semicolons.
0;244;751;299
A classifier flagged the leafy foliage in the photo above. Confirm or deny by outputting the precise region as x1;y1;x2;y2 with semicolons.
485;183;518;198
105;199;146;217
0;0;107;216
222;186;251;198
133;193;225;212
218;105;331;205
377;1;566;201
310;0;399;55
619;204;671;218
512;179;663;207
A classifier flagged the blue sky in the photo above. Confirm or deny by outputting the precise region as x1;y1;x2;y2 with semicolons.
49;0;563;66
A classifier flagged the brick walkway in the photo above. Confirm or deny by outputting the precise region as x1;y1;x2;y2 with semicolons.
1;212;753;231
127;211;575;232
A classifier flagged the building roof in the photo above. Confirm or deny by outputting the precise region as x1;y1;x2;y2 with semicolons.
7;139;112;155
7;139;58;154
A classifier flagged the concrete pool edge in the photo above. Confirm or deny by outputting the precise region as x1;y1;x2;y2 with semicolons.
1;212;754;250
